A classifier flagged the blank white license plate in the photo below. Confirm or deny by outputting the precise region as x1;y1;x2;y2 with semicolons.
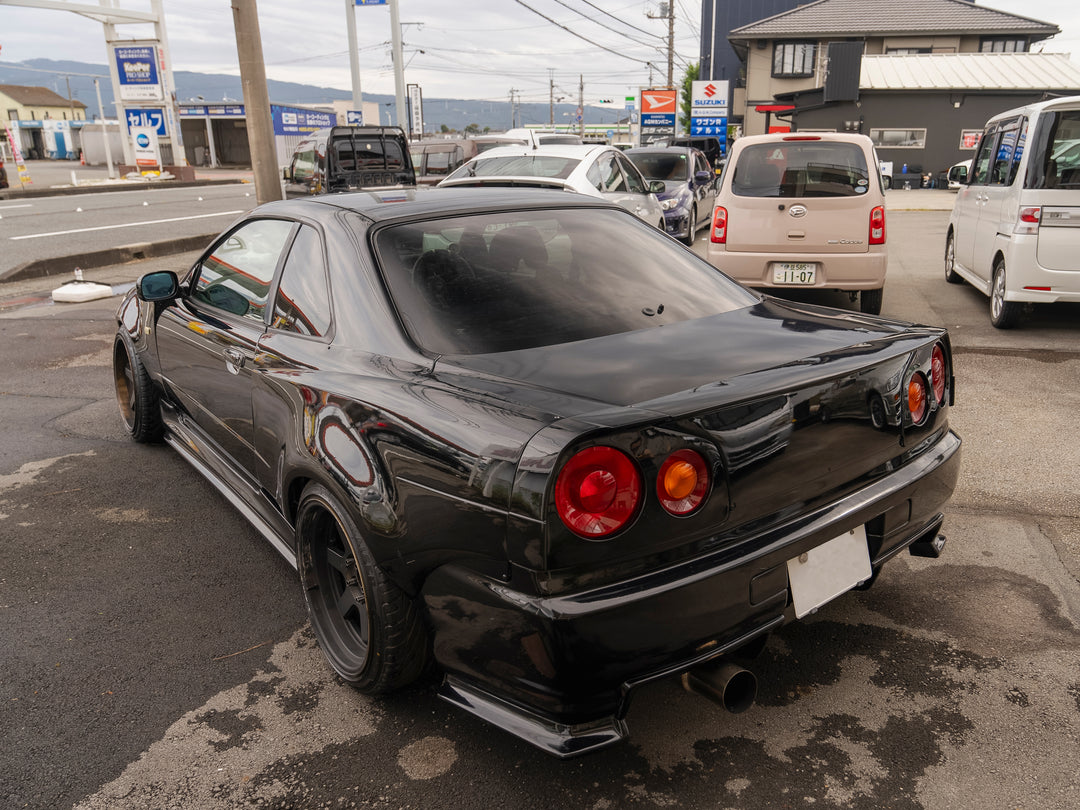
772;262;817;285
786;526;872;618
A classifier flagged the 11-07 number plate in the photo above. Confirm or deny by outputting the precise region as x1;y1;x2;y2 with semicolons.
773;262;817;285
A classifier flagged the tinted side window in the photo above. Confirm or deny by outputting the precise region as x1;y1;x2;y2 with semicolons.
292;147;316;181
271;225;332;338
1030;109;1080;189
425;149;453;176
970;132;998;185
192;219;295;322
595;152;626;192
617;154;646;193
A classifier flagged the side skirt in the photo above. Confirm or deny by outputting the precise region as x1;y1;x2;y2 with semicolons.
163;412;297;570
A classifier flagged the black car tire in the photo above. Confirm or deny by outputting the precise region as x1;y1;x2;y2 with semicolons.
296;483;428;693
112;332;163;443
860;287;884;315
990;259;1021;329
944;233;963;284
681;205;697;246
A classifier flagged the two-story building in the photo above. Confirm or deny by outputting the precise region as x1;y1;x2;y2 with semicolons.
717;0;1080;183
1;84;88;160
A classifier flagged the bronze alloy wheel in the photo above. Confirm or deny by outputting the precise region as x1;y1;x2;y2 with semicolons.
296;484;428;693
112;333;163;443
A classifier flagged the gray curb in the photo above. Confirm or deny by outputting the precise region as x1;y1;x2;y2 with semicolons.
1;234;217;283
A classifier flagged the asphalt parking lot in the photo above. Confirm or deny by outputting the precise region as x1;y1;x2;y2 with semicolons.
1;202;1078;809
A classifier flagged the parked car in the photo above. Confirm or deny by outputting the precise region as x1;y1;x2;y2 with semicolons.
945;95;1080;328
438;144;666;228
113;188;959;758
706;132;888;315
282;126;414;197
625;145;718;244
409;138;481;186
655;134;727;173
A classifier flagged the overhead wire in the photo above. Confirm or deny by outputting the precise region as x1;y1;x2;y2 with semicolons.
511;0;654;66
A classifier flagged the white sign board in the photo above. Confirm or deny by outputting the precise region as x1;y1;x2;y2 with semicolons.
408;85;424;139
691;80;730;114
132;127;161;169
112;43;163;102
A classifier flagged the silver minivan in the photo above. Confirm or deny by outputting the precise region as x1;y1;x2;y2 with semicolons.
945;95;1080;328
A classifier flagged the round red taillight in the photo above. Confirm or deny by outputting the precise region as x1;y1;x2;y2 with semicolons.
930;344;946;404
908;373;928;425
555;446;641;538
657;449;710;515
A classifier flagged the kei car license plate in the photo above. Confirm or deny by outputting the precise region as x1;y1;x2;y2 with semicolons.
786;526;872;618
772;262;817;285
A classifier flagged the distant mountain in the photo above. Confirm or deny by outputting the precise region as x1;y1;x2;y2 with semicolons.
0;58;617;132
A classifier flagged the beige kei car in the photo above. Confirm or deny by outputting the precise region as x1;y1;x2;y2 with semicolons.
706;132;887;314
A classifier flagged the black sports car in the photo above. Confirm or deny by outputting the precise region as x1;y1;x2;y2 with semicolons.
113;188;960;757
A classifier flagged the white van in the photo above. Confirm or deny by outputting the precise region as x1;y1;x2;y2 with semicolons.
945;95;1080;328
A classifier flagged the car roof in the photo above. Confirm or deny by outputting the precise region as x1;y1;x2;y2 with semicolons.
734;132;872;148
256;187;623;224
984;93;1080;124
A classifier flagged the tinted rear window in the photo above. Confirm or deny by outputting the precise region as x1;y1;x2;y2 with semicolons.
474;139;527;153
732;142;870;198
370;208;756;355
446;155;580;181
627;152;689;182
331;134;406;171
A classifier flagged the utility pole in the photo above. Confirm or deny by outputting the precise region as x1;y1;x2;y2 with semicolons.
231;0;282;204
647;2;676;87
93;77;116;178
508;89;518;128
390;0;407;129
578;74;584;139
345;0;363;113
549;68;555;127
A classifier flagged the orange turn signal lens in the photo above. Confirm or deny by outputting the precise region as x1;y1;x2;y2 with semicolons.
657;449;709;515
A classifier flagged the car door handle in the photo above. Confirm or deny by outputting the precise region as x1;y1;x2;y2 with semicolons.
224;347;245;373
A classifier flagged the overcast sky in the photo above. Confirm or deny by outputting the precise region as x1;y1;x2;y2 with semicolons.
0;0;1077;107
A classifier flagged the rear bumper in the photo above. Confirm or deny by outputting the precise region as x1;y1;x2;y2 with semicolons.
706;247;887;290
1002;234;1080;303
421;428;961;756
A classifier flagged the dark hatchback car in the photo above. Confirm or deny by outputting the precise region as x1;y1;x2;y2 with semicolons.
626;145;718;244
113;189;960;757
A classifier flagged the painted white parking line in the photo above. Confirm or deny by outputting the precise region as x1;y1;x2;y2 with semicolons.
9;210;246;240
0;204;34;210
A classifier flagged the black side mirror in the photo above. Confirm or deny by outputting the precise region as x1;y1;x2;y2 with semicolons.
648;180;666;194
694;170;711;185
136;271;179;302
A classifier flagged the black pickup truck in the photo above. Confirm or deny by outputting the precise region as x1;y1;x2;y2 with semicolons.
283;125;415;197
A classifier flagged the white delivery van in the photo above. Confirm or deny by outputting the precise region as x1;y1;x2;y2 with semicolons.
945;95;1080;328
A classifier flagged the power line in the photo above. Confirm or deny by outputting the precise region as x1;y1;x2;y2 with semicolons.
547;0;660;50
573;0;664;39
512;0;653;66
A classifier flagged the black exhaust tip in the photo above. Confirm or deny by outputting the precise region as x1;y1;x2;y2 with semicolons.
681;661;757;714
